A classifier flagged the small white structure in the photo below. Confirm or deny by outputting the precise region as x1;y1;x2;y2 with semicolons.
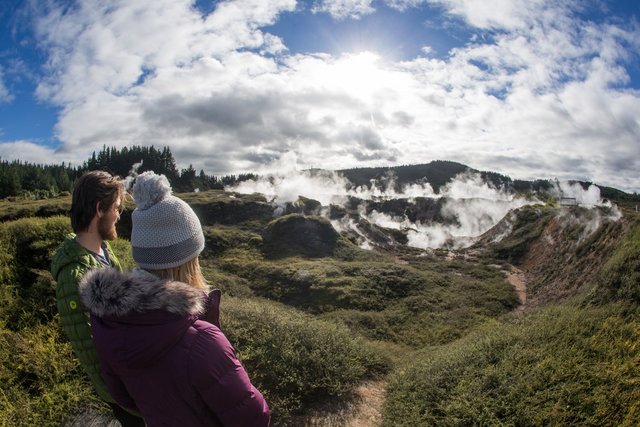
560;197;577;206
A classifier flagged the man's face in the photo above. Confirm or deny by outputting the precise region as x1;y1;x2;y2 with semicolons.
98;198;121;241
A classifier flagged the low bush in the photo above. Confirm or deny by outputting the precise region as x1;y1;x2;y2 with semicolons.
218;255;429;312
261;214;340;259
0;321;101;427
383;303;640;426
0;216;70;328
221;297;390;421
109;237;135;270
202;225;262;257
0;197;71;222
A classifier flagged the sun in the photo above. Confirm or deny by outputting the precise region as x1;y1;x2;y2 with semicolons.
331;51;386;100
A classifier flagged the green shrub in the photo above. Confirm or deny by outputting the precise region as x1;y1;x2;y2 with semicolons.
383;304;640;426
182;191;273;228
0;216;70;328
1;216;70;273
200;266;255;298
221;297;390;421
219;256;427;312
202;226;262;257
0;321;101;427
0;196;71;222
321;309;398;342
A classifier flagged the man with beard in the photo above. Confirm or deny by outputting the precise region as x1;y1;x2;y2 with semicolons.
51;170;144;426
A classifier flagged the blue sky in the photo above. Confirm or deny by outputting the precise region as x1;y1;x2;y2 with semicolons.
0;0;639;192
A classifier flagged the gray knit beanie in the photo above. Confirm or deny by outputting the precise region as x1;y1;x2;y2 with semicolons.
131;171;204;269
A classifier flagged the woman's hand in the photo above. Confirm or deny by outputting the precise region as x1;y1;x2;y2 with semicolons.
202;289;222;328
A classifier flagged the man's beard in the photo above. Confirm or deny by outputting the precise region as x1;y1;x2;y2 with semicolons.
98;215;117;241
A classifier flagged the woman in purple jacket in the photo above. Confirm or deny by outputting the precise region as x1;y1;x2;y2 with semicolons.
79;171;270;426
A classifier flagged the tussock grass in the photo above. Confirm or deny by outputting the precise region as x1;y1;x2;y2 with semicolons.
383;304;640;426
590;217;640;304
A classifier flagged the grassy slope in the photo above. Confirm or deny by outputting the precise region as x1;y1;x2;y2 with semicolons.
210;237;517;348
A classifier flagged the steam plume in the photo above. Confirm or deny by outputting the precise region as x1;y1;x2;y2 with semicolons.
228;168;539;249
227;159;624;251
123;160;144;191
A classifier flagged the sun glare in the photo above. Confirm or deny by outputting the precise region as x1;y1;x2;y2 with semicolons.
332;52;384;100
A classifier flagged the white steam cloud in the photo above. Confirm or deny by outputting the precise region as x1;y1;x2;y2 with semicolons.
124;160;144;191
224;147;626;250
228;169;540;249
552;181;612;208
550;180;623;243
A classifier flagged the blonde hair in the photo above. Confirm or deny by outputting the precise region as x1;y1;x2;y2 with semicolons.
147;256;208;290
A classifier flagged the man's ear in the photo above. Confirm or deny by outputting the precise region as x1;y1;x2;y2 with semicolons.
96;201;104;218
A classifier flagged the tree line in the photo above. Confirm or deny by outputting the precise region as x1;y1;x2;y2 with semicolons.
0;145;256;199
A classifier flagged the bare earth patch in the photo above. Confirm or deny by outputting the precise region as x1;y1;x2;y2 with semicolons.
506;266;527;316
346;380;386;427
277;380;386;427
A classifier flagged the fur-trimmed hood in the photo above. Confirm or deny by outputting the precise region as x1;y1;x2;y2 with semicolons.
79;268;205;318
79;268;207;369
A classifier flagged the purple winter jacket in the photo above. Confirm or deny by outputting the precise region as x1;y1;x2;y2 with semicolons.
79;268;270;427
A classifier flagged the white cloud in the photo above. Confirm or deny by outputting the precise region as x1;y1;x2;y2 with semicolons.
311;0;376;20
427;0;569;31
384;1;429;12
0;141;84;165
20;0;640;193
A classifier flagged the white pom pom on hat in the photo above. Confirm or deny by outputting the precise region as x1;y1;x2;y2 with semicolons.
131;171;204;270
132;171;172;211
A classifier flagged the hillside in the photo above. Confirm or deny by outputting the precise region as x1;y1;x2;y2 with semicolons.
337;161;473;192
476;204;631;307
0;167;638;426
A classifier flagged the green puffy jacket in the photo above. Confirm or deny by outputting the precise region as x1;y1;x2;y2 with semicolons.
50;234;122;403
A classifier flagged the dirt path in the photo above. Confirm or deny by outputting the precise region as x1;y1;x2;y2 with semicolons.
505;265;527;316
279;380;386;427
345;380;386;427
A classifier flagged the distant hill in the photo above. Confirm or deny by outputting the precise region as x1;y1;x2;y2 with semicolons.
336;160;516;193
337;160;472;192
335;161;639;208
